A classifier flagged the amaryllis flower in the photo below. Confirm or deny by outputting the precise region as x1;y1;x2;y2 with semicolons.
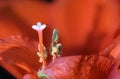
0;35;120;79
0;0;120;79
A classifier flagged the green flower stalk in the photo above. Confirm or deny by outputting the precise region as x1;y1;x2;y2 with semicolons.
38;69;48;79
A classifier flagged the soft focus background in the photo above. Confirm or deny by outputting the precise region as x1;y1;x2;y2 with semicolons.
0;0;119;79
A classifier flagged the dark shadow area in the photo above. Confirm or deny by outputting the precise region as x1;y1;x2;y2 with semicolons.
43;0;54;3
0;66;16;79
